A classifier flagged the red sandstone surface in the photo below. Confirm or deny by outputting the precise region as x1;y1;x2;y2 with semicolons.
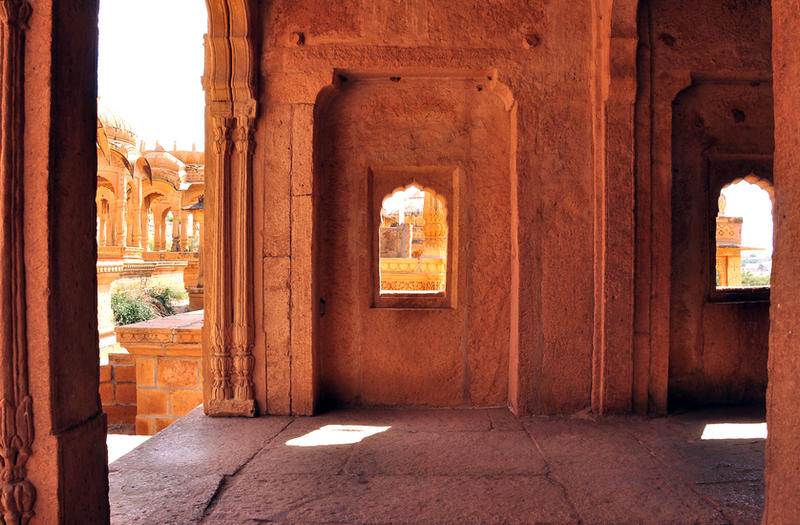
110;407;765;524
5;0;800;522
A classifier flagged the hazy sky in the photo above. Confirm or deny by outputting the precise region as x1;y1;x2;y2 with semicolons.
722;180;773;254
98;0;207;151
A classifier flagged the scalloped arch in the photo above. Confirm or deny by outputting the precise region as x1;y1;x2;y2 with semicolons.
721;174;775;204
381;183;448;224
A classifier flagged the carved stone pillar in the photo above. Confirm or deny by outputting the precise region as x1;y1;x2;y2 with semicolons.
0;1;36;522
154;216;162;251
132;194;142;248
98;216;105;246
195;212;204;286
96;199;106;247
207;114;234;408
141;205;149;251
105;214;113;248
171;229;180;252
231;114;255;403
114;198;127;247
203;0;257;417
160;219;168;251
179;210;189;251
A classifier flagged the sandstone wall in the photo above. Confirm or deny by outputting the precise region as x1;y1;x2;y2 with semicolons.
257;0;596;414
670;82;773;407
634;0;773;410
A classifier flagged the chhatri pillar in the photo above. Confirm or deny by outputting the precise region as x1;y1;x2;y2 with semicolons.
179;209;189;251
114;197;127;247
152;215;161;251
131;196;142;248
184;199;204;310
140;205;149;250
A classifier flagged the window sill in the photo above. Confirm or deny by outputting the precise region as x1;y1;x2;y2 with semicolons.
709;286;770;303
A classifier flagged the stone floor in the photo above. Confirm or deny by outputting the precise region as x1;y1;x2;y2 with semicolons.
109;406;765;524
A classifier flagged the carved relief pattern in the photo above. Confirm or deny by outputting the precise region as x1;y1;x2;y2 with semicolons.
231;118;255;402
716;222;742;245
0;1;36;522
204;0;256;416
209;116;232;402
380;280;446;292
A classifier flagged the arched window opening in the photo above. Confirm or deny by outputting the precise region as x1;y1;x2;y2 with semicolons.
715;177;773;291
378;185;448;295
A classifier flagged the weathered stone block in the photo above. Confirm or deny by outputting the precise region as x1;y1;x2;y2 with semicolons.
136;357;156;387
137;389;168;416
125;345;166;356
109;352;135;365
99;364;112;383
115;383;137;405
99;383;115;405
135;416;154;436
155;418;177;433
103;405;136;425
170;390;203;416
291;104;314;196
264;256;292;415
157;359;199;388
164;343;202;357
115;365;136;383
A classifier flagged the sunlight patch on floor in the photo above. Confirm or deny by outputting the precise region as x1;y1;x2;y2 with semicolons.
701;422;767;440
286;425;391;447
108;434;151;463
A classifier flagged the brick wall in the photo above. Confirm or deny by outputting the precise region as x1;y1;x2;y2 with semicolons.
115;311;204;435
99;353;137;425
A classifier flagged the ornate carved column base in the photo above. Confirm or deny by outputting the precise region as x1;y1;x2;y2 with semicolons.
205;398;255;417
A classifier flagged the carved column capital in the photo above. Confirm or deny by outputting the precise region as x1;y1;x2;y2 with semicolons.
0;0;31;28
233;117;255;154
212;118;231;155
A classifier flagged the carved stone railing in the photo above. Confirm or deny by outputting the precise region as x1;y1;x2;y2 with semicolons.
380;258;447;292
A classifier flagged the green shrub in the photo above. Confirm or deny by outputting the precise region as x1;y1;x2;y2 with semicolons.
111;292;157;326
742;271;771;287
145;286;187;316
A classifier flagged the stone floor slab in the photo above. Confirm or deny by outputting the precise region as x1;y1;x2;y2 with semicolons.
203;473;577;524
109;408;292;524
523;415;758;524
109;407;765;524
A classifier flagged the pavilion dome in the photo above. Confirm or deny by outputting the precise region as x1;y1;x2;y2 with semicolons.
144;149;185;172
97;97;138;146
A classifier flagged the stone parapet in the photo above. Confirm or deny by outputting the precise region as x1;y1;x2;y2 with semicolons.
115;311;204;435
142;251;199;262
